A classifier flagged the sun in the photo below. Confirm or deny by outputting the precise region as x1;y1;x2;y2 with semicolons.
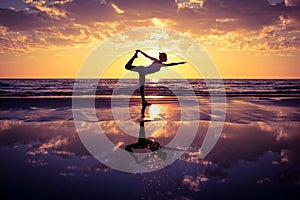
150;78;159;83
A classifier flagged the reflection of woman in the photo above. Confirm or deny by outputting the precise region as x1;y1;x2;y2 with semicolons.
125;121;167;163
125;120;185;164
125;50;186;105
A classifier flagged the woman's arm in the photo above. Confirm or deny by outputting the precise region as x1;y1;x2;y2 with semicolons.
163;62;186;67
136;50;159;62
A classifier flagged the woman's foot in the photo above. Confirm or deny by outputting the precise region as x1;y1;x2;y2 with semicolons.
134;51;138;58
142;101;151;106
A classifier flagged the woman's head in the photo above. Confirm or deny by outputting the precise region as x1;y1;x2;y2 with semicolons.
159;52;167;62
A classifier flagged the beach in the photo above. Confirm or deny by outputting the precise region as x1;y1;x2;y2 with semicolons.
0;79;300;199
2;0;300;198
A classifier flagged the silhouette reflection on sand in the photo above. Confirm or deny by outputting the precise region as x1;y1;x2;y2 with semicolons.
125;103;184;164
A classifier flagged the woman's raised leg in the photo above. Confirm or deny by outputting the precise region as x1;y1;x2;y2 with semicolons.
125;51;138;70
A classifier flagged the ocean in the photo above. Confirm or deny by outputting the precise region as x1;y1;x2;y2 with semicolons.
0;79;299;97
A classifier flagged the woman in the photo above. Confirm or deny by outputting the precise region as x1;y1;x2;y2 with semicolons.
125;50;186;105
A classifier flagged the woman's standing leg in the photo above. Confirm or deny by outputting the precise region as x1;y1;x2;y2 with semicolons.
139;72;151;105
139;72;146;102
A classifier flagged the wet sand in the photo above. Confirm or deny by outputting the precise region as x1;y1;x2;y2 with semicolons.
0;96;300;199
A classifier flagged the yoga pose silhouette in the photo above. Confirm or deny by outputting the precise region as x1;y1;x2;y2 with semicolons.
125;104;185;164
125;50;186;105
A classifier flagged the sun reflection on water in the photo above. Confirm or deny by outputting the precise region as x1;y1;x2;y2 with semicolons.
149;105;166;120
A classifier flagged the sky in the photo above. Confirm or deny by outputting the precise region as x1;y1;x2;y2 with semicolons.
0;0;300;78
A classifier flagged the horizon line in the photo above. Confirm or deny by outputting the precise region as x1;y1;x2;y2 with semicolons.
1;77;300;80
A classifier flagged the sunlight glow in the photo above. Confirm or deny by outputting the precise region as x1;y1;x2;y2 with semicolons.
151;18;167;27
176;0;205;9
111;3;124;14
102;50;202;79
146;96;164;99
150;78;159;83
113;141;124;151
149;105;166;119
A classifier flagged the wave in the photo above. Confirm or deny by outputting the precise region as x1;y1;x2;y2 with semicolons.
0;79;299;97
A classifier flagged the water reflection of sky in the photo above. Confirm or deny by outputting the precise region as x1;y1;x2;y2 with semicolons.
0;97;299;199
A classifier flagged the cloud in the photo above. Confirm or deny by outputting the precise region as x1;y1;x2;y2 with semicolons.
58;0;118;23
285;0;300;7
0;0;299;54
0;8;59;31
173;0;283;31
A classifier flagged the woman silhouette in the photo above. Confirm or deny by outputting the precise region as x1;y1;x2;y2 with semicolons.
125;50;186;105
